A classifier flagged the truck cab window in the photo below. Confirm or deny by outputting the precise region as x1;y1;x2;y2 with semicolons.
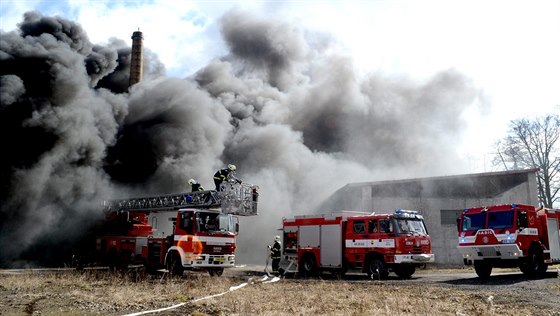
353;221;366;234
205;215;218;231
380;219;393;233
368;220;378;233
517;211;528;228
462;213;485;231
488;210;514;229
195;214;205;232
180;213;193;234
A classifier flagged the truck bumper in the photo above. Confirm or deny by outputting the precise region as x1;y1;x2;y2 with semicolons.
457;244;523;261
394;253;435;264
183;253;235;268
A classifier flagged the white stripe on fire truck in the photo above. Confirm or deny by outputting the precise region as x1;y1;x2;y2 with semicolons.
518;228;538;235
459;229;538;244
173;235;235;245
345;239;395;248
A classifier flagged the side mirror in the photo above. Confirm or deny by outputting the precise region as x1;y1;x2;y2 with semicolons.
235;223;240;235
456;218;461;233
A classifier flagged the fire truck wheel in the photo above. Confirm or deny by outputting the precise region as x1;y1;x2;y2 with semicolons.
473;260;492;279
106;250;119;271
525;246;547;277
167;252;184;277
299;254;317;277
367;259;388;280
208;268;224;277
394;265;416;279
72;254;84;271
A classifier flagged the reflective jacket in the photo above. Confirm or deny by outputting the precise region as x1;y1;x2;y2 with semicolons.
270;241;281;259
213;168;230;182
191;183;204;191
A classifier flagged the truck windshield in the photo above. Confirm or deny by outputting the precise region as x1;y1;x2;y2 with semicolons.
461;213;485;231
487;210;514;229
395;219;428;235
196;212;235;233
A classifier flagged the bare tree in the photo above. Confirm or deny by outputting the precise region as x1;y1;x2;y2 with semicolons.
493;114;560;208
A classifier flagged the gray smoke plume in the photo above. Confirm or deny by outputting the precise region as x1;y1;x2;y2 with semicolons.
0;10;482;267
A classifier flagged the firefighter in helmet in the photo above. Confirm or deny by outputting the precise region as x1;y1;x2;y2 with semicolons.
188;178;204;192
213;164;241;190
269;235;282;274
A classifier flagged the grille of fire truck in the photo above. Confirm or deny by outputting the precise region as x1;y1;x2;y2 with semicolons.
203;244;235;254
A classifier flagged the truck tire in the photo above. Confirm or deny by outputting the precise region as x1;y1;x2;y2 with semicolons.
523;246;547;277
473;260;492;279
208;268;224;277
367;259;388;280
106;250;119;271
167;252;184;277
72;254;85;271
394;265;416;279
299;254;317;277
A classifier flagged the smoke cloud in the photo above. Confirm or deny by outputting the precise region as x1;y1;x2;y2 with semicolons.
0;10;482;267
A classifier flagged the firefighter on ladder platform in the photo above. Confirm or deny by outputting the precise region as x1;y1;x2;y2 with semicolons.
213;164;241;190
269;235;282;275
188;178;204;192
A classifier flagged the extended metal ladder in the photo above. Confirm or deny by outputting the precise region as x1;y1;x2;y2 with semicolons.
103;182;259;216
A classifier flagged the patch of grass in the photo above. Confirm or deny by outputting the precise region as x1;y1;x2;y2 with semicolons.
1;269;559;315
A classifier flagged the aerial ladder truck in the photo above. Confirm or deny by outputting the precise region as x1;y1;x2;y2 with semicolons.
77;180;259;276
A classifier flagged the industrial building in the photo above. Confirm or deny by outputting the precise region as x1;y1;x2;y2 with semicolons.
320;169;539;265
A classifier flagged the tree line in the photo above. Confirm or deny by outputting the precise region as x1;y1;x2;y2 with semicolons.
493;111;560;208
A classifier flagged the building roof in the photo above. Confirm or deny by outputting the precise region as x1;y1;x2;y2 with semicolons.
339;168;538;199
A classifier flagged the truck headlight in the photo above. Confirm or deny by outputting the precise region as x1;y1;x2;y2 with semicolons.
501;233;516;244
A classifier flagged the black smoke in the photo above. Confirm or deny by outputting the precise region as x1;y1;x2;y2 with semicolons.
0;10;483;267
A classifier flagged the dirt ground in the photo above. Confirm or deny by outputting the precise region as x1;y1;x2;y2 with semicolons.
0;266;559;316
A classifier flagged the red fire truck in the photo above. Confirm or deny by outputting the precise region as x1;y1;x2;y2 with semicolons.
146;208;239;276
457;203;560;278
280;210;434;279
82;182;258;276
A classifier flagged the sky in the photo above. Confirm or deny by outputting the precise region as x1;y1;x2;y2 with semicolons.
2;0;559;171
1;0;560;266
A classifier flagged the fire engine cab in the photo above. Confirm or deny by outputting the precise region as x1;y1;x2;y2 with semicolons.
86;181;258;276
457;203;560;278
280;210;434;279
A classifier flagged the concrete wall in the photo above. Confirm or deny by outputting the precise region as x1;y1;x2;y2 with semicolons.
321;170;539;265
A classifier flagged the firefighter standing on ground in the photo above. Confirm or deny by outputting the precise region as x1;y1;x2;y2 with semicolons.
188;178;204;192
269;235;282;274
213;164;241;190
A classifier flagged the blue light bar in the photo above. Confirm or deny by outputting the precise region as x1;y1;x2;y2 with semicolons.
394;209;419;215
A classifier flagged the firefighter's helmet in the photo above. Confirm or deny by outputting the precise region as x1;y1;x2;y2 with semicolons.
274;235;281;242
228;164;236;172
188;178;196;185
